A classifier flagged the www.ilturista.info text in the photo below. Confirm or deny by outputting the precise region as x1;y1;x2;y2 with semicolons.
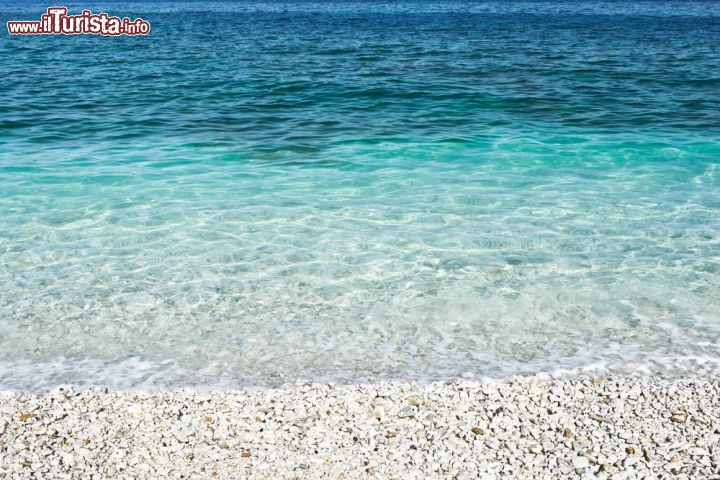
7;7;150;35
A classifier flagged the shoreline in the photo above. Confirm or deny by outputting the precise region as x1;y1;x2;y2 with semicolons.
1;375;719;478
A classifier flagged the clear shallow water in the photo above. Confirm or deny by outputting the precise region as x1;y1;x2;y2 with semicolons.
1;1;719;391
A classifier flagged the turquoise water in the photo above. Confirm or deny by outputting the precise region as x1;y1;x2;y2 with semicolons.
1;1;719;390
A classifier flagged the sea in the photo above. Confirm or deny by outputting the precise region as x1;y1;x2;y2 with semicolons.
1;0;719;391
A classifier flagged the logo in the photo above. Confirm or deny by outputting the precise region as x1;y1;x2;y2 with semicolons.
7;7;150;35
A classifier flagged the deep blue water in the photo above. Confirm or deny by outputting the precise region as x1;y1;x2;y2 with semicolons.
1;1;719;390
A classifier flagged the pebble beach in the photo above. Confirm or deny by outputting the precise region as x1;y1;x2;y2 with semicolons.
3;1;720;479
2;376;719;479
